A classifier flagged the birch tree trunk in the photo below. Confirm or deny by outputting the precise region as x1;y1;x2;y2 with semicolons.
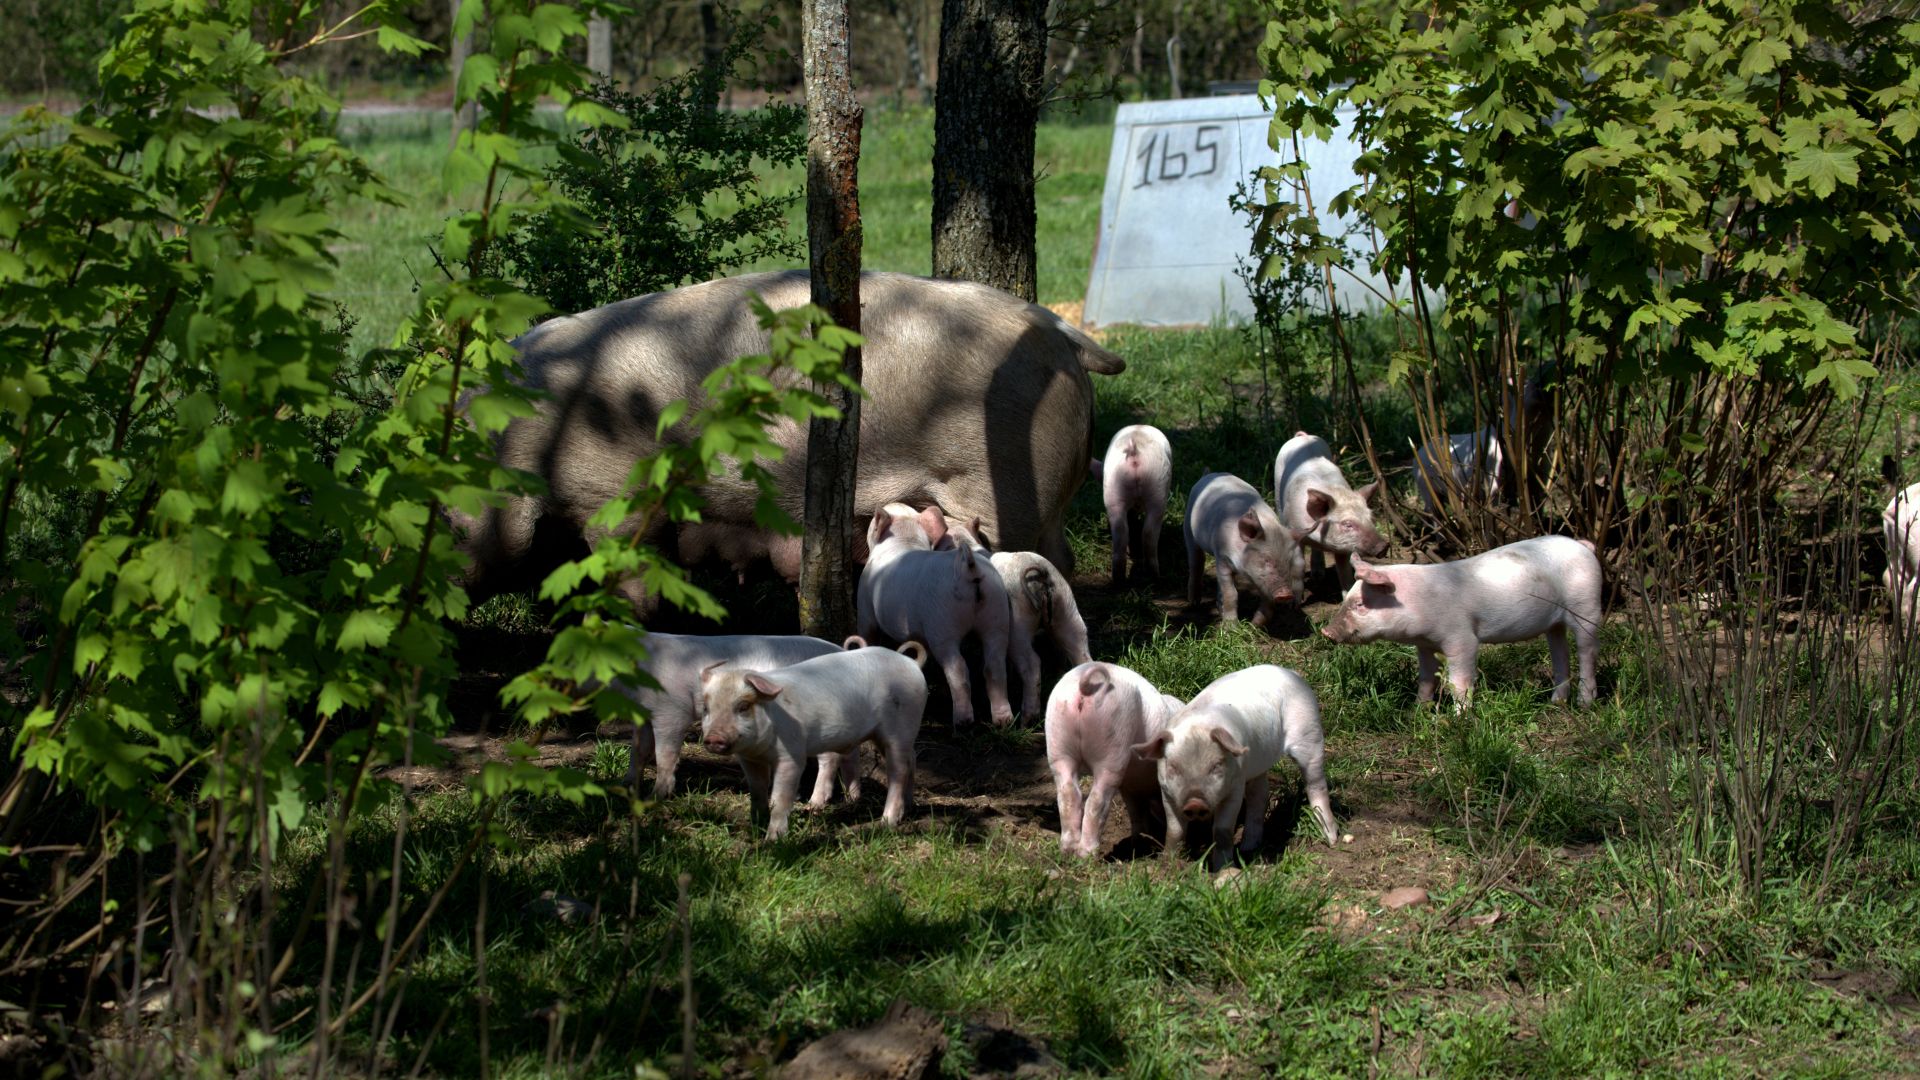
932;0;1047;302
587;14;613;78
798;0;865;642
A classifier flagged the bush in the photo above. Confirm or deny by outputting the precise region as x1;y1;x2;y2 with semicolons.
491;12;806;315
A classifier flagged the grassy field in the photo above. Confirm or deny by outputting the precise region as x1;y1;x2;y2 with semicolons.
331;103;1112;354
297;105;1920;1076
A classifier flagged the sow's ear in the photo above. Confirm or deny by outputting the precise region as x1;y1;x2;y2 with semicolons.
1132;732;1171;761
1207;726;1248;756
744;674;783;700
1237;510;1264;541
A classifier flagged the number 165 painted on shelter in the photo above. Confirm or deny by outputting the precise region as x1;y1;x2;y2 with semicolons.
1132;124;1225;188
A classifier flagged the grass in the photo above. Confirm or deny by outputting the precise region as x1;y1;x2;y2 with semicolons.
304;101;1920;1078
330;102;1113;355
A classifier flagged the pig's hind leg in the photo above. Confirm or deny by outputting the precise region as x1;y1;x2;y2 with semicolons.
933;641;978;727
1142;502;1166;579
879;734;914;827
1545;625;1571;704
1078;772;1122;858
1287;740;1339;846
1050;757;1085;854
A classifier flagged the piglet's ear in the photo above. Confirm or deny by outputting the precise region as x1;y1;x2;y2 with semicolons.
1207;726;1248;756
744;674;782;699
869;509;893;544
1237;511;1264;542
1357;481;1379;504
1305;489;1333;521
918;505;948;547
699;660;728;684
1290;526;1313;545
1132;733;1171;761
968;517;990;552
1352;559;1394;589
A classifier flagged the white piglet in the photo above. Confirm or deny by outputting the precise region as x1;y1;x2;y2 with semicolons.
698;642;929;841
937;515;1091;719
1887;483;1920;624
1320;535;1604;706
1274;432;1388;584
989;551;1093;717
1043;663;1184;857
614;632;843;799
1134;665;1338;871
857;503;1015;727
1100;425;1174;583
1184;472;1310;627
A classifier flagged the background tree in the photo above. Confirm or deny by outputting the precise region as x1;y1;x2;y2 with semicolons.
932;0;1048;301
797;0;865;640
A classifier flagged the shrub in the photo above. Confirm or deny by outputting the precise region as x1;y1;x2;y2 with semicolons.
490;11;807;315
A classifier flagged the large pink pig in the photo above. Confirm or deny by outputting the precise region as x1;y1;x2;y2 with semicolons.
1043;663;1184;857
1134;665;1338;871
1183;472;1310;627
1100;425;1173;583
1320;535;1603;706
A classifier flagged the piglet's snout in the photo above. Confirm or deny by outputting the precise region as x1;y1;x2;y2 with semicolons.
704;729;736;754
1181;798;1210;821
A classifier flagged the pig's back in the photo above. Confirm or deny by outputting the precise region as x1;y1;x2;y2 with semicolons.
1186;665;1313;771
780;648;926;727
1889;484;1920;569
1460;536;1601;641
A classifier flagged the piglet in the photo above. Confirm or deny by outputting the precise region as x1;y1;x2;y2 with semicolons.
614;632;843;799
1320;535;1603;706
1044;663;1184;857
1184;472;1309;626
1134;665;1338;870
1887;483;1920;624
699;641;929;841
1101;425;1174;583
857;503;1015;727
1274;432;1388;584
937;516;1092;719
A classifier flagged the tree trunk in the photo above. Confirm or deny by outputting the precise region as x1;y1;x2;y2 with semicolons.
448;0;477;147
1166;0;1183;98
587;14;613;78
797;0;865;643
932;0;1046;302
699;0;728;112
886;0;933;105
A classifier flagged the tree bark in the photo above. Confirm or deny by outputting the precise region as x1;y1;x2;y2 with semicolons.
587;14;613;78
932;0;1047;302
699;0;727;112
1166;0;1183;98
885;0;933;105
797;0;865;643
448;0;477;148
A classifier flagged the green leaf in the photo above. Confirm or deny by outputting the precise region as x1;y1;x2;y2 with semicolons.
337;609;398;652
1783;145;1860;198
